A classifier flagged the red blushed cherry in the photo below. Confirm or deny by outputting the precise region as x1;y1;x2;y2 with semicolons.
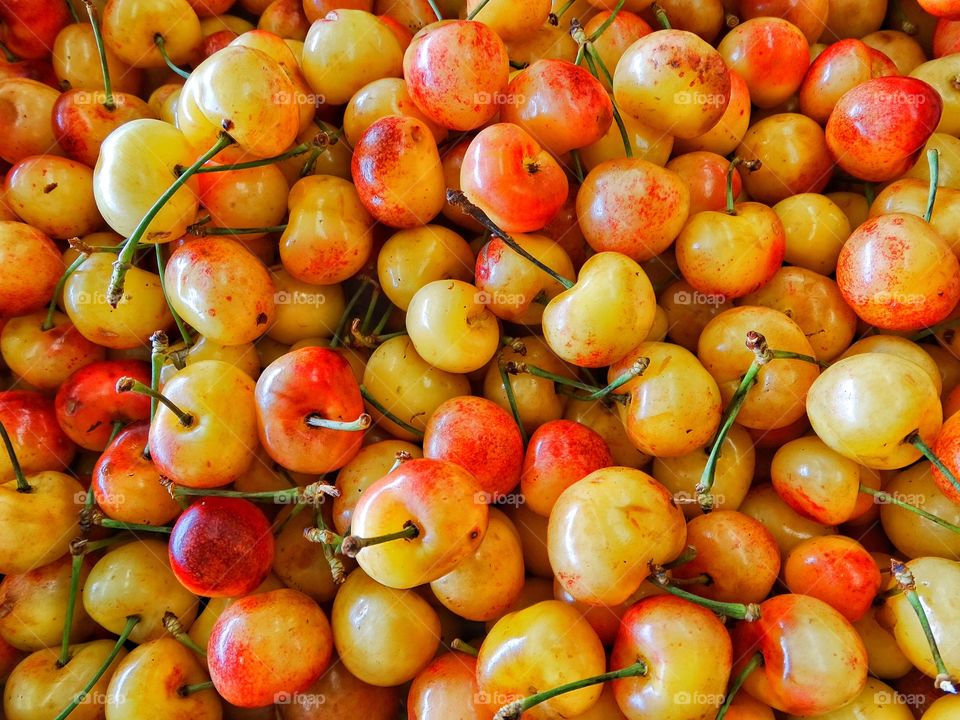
825;77;944;182
169;497;274;598
0;391;75;481
0;57;58;87
460;123;568;233
200;29;238;57
783;535;882;623
255;346;367;474
520;419;613;517
53;90;156;169
666;151;743;215
920;0;960;18
423;396;524;499
54;359;151;451
931;410;960;503
934;18;960;57
0;0;70;59
208;587;333;708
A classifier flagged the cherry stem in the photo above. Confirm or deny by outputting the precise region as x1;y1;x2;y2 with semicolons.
451;638;479;656
187;222;287;237
569;148;585;184
304;411;372;432
83;0;114;111
153;34;190;79
116;377;194;427
494;660;648;720
165;479;338;505
890;559;958;694
672;573;711;586
53;615;140;720
467;0;493;20
149;331;168;420
340;520;419;558
859;485;960;536
359;385;426;439
107;132;236;307
550;0;576;25
360;286;381;335
725;12;739;28
331;276;376;349
0;420;30;493
387;451;413;475
649;564;760;621
725;157;761;216
662;545;697;569
588;0;628;41
107;419;125;445
715;653;764;720
446;190;575;290
66;0;81;23
925;148;940;224
908;433;960;500
43;252;88;331
176;680;214;697
371;305;393;336
162;611;207;656
424;0;442;20
303;509;346;584
581;45;633;158
58;552;84;668
0;40;17;63
93;513;173;535
651;2;672;29
498;354;529;446
188;142;314;174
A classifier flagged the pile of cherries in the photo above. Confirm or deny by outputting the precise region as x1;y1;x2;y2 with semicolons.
7;0;960;718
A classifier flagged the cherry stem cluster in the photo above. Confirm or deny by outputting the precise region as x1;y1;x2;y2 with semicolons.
467;0;492;20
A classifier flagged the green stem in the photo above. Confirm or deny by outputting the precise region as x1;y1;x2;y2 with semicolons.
190;142;311;174
446;190;574;290
106;420;125;445
864;182;876;207
306;507;346;584
651;2;671;29
859;485;960;535
588;0;628;41
550;0;576;24
95;516;172;534
662;545;697;570
649;567;760;621
425;0;442;20
909;433;960;500
582;359;648;400
890;560;957;693
43;253;87;331
107;133;235;307
66;0;81;23
371;305;393;336
305;412;372;431
154;34;190;79
340;520;419;557
330;277;375;349
0;40;17;63
162;611;207;656
716;654;764;720
570;148;585;184
187;223;287;237
925;148;940;224
53;616;140;720
494;660;648;720
451;638;479;656
359;385;425;439
771;349;828;368
149;331;168;420
0;420;30;493
84;0;114;111
57;552;84;667
498;355;528;446
167;483;304;504
178;680;215;697
467;0;493;20
116;378;193;427
506;362;598;395
360;287;381;336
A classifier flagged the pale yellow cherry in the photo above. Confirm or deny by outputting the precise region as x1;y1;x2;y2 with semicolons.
924;695;960;719
377;225;474;311
186;574;285;651
104;637;221;720
773;193;852;275
430;508;525;622
485;335;577;437
0;79;64;164
82;539;199;645
784;677;913;720
0;311;105;391
267;269;345;344
159;335;260;384
405;279;500;374
331;569;440;687
64;252;173;350
870;178;960;259
853;607;914;681
102;0;202;68
302;9;404;106
906;134;960;191
196;160;289;242
276;121;353;184
886;557;960;684
652;423;754;518
466;0;551;40
579;111;674;170
542;252;656;368
911;56;960;137
362;336;471;440
333;439;424;535
880;463;960;560
5;156;102;240
344;77;447;147
548;466;687;605
147;84;181;126
52;22;143;95
838;336;942;395
93;119;199;243
862;30;926;74
3;640;128;720
738;483;836;556
806;354;942;470
564;399;652;469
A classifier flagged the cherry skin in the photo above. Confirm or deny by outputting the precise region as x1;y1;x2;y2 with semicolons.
423;396;524;499
169;497;274;598
738;0;829;42
52;90;156;169
610;595;733;720
738;483;837;556
930;410;960;503
255;346;366;474
782;535;881;622
0;222;64;319
732;593;868;715
0;313;105;392
0;393;75;481
770;435;863;526
407;651;493;720
208;588;333;708
666;151;743;215
277;651;400;720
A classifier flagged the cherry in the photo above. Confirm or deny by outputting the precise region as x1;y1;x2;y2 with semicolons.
278;651;400;720
774;192;852;275
674;68;751;157
407;650;492;720
0;222;64;320
718;17;810;109
208;587;333;707
0;392;75;480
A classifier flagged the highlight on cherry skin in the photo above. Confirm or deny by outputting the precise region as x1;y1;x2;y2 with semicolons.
6;0;960;718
